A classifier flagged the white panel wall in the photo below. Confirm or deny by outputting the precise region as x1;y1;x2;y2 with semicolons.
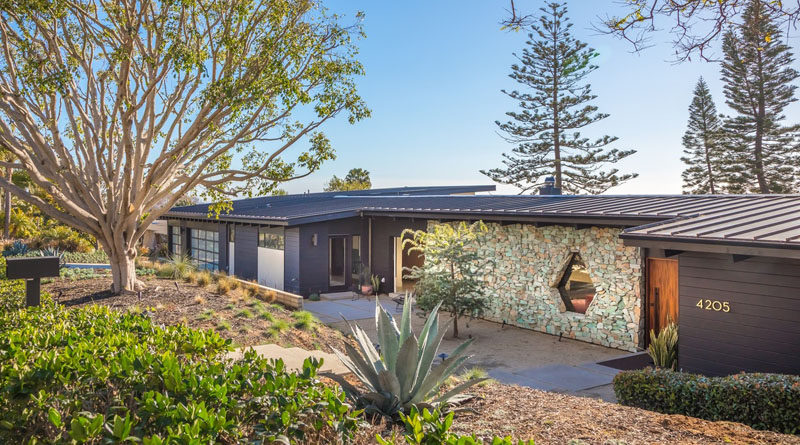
228;242;235;275
257;247;284;290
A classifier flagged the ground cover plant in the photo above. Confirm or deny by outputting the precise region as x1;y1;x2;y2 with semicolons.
614;368;800;434
0;281;360;443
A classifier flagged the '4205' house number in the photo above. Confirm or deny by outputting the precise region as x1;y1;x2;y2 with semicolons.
696;299;731;312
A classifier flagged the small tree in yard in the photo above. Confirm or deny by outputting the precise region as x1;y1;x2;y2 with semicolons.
401;221;491;338
0;0;369;292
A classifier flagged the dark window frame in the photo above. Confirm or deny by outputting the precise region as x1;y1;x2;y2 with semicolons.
190;228;220;271
258;226;284;250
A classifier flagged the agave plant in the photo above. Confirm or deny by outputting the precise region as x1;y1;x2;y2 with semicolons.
648;320;678;370
37;247;66;267
330;296;485;418
2;240;28;257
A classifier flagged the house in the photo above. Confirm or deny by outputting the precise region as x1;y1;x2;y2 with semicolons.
163;185;800;376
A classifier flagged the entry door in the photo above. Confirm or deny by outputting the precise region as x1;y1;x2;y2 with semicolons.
647;258;679;336
328;236;347;290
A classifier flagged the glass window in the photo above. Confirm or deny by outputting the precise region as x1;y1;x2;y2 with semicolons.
258;227;284;250
228;225;235;243
556;253;597;314
190;229;220;271
170;225;182;255
351;235;362;283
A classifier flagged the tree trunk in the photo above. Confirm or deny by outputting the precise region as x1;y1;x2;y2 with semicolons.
109;248;137;294
452;312;459;338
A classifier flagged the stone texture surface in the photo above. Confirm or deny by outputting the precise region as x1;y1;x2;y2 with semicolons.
429;221;644;351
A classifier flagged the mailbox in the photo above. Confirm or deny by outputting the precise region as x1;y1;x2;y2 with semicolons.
6;256;61;306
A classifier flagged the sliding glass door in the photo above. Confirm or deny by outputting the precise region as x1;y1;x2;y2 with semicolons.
329;236;347;289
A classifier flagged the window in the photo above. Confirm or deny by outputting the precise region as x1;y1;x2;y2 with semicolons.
190;229;219;271
228;225;235;243
556;253;597;314
170;225;182;255
258;227;284;250
351;235;362;283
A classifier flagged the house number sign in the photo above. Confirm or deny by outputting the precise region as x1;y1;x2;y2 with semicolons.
696;299;731;312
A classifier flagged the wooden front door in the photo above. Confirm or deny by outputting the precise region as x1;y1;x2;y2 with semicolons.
647;258;679;337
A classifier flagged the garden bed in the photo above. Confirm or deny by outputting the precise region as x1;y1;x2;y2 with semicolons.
43;276;350;352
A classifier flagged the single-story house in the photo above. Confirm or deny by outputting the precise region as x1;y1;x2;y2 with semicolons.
163;185;800;376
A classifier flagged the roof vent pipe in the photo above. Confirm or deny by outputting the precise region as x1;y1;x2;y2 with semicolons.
539;176;562;195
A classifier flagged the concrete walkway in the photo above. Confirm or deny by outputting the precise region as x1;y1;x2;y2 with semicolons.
226;344;350;375
304;296;402;323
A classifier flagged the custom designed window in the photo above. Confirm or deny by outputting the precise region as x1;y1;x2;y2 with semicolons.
170;225;182;255
351;235;362;283
556;253;597;314
258;227;284;250
190;229;219;271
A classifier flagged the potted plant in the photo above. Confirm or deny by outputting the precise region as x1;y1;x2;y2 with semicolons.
371;274;381;296
359;267;373;295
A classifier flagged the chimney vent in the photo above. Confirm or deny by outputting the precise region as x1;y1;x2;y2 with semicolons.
539;176;562;195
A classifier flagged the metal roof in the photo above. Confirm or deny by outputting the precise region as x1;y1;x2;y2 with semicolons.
619;195;800;250
164;189;800;251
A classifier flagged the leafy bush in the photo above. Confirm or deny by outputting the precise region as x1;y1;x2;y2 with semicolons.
62;250;108;264
0;282;360;443
330;299;485;418
59;267;110;281
614;368;800;434
647;321;677;369
376;407;534;445
30;225;94;253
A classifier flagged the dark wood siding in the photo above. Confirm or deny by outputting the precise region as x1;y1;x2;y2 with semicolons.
234;226;258;280
370;217;427;293
284;227;301;294
678;252;800;376
298;217;364;296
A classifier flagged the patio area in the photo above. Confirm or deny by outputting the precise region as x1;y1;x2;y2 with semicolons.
305;296;634;402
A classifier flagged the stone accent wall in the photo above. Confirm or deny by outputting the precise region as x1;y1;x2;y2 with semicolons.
430;221;644;351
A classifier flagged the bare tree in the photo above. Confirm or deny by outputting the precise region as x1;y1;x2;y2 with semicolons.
599;0;800;62
0;0;369;292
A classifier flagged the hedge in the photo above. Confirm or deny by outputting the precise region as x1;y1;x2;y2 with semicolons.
614;368;800;434
0;280;359;443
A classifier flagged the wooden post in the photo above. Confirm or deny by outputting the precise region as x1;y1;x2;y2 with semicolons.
25;278;40;307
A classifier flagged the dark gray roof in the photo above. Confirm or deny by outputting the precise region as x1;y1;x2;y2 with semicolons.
620;195;800;250
165;185;496;225
165;189;800;251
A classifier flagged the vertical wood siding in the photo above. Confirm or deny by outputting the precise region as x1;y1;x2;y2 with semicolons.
284;227;301;294
678;252;800;376
234;226;258;280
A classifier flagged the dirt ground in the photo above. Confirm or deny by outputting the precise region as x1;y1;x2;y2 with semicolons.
43;275;351;353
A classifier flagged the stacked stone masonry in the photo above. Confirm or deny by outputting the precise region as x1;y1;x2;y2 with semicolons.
429;221;644;351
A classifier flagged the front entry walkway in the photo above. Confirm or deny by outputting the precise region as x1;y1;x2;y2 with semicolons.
305;297;636;402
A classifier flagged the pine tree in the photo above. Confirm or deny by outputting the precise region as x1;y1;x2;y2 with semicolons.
681;77;725;194
720;0;800;194
482;2;637;194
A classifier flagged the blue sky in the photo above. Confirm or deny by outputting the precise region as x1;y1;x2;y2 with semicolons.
279;1;800;195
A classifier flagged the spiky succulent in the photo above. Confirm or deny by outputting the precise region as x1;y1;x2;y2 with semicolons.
330;296;485;418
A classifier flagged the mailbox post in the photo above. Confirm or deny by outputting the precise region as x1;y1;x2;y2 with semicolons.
6;257;61;306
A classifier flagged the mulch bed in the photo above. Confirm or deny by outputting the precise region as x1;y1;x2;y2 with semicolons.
442;383;799;444
43;276;351;353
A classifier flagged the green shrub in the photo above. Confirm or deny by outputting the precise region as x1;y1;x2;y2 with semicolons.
0;281;360;443
376;407;534;445
613;368;800;434
62;250;108;264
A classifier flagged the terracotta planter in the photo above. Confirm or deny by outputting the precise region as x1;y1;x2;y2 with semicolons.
361;284;373;295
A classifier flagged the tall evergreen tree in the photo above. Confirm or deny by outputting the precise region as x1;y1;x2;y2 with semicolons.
681;77;725;194
721;0;800;194
482;2;637;194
